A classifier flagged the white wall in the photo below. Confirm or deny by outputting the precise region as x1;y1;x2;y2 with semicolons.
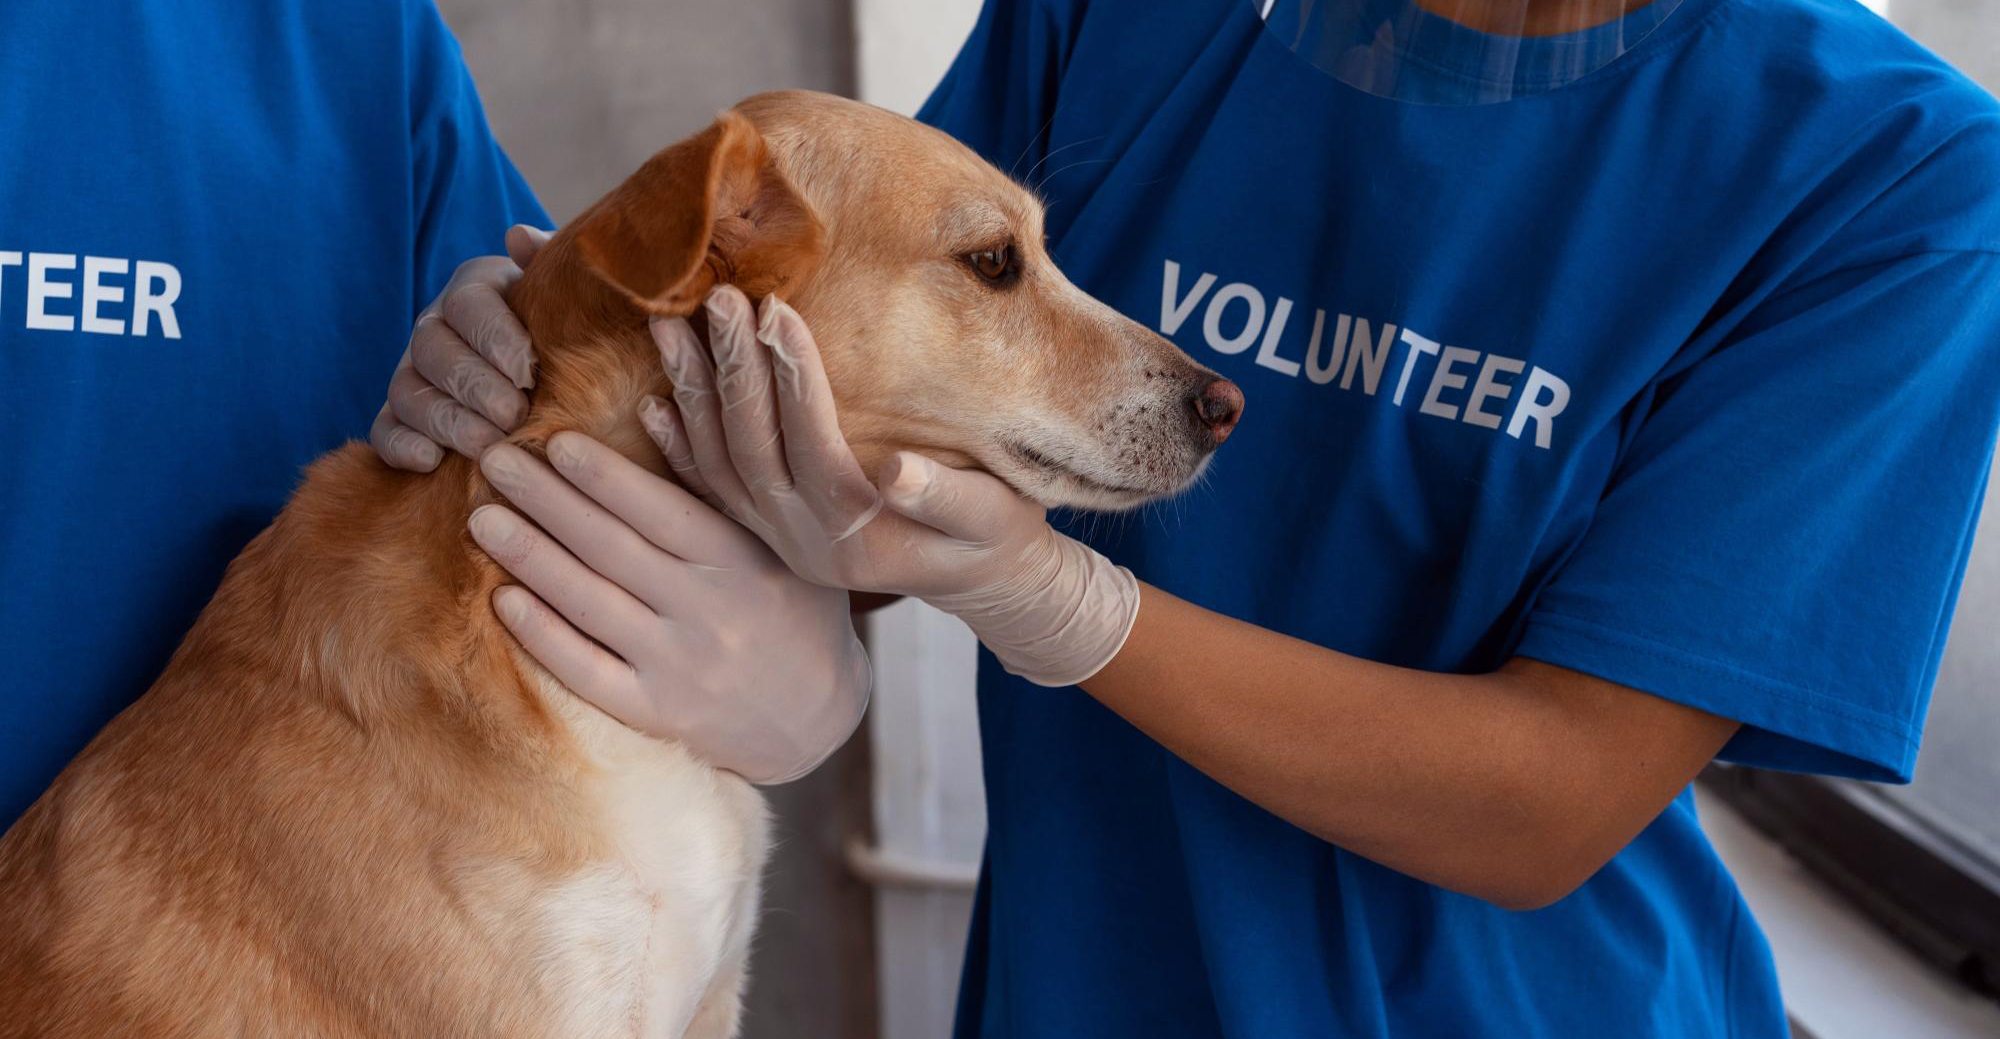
856;0;982;116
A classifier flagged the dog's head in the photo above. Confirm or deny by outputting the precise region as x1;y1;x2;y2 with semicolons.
554;90;1240;511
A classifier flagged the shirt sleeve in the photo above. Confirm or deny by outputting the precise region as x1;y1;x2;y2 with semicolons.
1516;242;2000;783
405;0;549;313
916;0;1081;174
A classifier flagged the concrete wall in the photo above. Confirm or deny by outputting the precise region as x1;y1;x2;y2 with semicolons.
430;6;879;1038
855;0;981;115
438;0;856;224
1893;0;2000;89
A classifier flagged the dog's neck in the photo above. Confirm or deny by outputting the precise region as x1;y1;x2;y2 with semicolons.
504;233;677;468
236;237;676;749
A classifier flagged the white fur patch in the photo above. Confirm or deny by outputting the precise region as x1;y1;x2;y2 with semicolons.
526;677;771;1038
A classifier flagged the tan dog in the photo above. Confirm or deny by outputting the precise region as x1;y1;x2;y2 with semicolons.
0;91;1240;1038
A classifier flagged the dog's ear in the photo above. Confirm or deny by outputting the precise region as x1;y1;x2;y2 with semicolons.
570;111;823;313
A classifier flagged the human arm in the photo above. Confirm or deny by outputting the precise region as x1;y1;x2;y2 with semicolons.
652;284;1740;908
1085;588;1737;909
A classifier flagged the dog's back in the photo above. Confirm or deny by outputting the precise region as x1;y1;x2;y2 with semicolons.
0;101;804;1039
0;446;768;1038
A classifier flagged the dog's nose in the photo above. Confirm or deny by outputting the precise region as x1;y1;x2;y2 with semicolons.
1190;377;1244;445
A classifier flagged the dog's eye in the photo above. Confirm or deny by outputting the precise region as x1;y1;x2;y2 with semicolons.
965;244;1016;286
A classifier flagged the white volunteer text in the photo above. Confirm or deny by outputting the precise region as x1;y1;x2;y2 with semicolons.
1162;259;1570;449
0;251;182;339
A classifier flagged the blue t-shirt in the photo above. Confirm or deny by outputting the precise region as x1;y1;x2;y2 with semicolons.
921;0;2000;1035
0;0;546;826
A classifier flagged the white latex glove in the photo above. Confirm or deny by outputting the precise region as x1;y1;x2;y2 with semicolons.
468;433;871;785
371;225;551;471
647;285;1140;688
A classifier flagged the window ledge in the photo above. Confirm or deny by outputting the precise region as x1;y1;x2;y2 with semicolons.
1697;788;2000;1039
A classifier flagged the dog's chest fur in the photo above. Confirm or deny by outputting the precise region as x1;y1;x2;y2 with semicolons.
521;682;770;1038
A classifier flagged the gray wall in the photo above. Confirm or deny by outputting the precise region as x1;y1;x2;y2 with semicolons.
431;3;878;1038
440;0;856;223
1896;0;2000;89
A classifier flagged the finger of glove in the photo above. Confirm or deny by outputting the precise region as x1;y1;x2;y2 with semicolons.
879;452;1026;544
440;278;536;391
369;402;443;472
388;364;506;459
704;286;795;501
758;296;883;541
482;442;691;613
505;224;553;268
410;314;529;429
652;316;758;523
639;393;728;514
547;429;768;569
469;503;658;651
490;585;650;729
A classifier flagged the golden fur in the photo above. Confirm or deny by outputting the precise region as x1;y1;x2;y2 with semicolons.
0;91;1230;1038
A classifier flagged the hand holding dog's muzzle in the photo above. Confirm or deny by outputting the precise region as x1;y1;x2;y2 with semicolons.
650;285;1140;688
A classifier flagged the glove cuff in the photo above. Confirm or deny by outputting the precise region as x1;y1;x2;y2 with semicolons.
944;536;1141;688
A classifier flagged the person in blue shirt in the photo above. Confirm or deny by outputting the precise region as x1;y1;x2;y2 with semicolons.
0;2;853;831
0;0;553;827
15;0;1968;1031
153;0;2000;1036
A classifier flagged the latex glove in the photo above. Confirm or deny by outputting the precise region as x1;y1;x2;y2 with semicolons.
371;225;551;471
646;285;1139;688
468;432;871;784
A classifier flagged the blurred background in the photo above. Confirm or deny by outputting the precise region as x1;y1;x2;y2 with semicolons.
429;2;2000;1037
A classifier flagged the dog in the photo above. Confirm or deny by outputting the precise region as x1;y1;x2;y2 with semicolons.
0;90;1242;1038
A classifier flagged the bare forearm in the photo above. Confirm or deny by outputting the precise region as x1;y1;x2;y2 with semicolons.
1081;584;1736;909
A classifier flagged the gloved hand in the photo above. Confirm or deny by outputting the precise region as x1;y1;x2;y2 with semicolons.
469;432;871;784
371;225;551;471
647;285;1140;687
